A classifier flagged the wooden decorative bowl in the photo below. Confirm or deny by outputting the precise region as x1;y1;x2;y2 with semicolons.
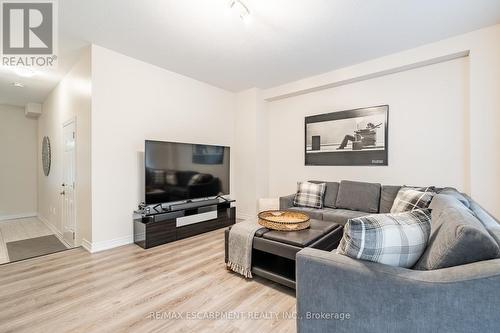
258;210;311;231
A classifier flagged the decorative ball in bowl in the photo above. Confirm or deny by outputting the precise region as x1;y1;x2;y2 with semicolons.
258;210;310;231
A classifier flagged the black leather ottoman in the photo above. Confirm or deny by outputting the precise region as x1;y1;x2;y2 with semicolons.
224;219;343;289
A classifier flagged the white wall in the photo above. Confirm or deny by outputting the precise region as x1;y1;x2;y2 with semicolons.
257;24;500;218
234;89;268;218
267;58;469;196
90;45;235;249
0;104;38;219
467;26;500;220
38;48;92;244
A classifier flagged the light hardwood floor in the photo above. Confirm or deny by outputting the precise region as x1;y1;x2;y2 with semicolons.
0;228;297;333
0;217;56;264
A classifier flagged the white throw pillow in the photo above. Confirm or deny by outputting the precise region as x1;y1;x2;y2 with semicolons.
337;209;432;268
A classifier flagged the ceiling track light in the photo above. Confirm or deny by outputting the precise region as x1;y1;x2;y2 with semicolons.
7;66;37;78
14;67;37;78
230;0;251;22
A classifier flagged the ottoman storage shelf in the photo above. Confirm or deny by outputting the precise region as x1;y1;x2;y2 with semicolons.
252;250;296;287
225;219;343;289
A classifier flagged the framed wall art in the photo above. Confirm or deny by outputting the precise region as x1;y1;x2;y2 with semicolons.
305;105;389;166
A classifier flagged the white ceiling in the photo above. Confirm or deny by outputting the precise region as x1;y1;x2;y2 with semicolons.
2;0;500;106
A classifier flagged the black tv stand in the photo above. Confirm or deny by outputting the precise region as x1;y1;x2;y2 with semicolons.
134;199;236;249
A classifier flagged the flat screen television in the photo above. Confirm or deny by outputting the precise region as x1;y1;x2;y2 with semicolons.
145;140;230;205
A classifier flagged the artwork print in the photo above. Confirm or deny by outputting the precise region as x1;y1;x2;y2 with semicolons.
305;105;388;166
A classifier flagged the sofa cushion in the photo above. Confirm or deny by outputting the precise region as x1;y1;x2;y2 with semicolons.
287;207;324;220
390;186;435;213
427;191;469;214
379;185;401;213
279;194;295;210
438;187;470;208
293;182;326;209
310;181;339;209
335;180;381;213
322;209;370;226
468;199;500;246
414;194;500;270
338;209;432;268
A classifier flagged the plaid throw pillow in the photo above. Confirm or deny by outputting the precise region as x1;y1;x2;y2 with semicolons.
293;182;326;209
390;186;436;213
338;209;432;268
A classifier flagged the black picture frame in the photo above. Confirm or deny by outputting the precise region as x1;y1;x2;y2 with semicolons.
304;105;389;166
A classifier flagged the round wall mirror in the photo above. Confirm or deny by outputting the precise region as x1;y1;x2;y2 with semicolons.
42;136;51;176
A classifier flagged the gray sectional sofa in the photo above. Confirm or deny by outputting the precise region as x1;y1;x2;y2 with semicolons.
280;180;401;225
279;180;500;333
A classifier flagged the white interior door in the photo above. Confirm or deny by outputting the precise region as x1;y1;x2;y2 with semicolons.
62;121;76;247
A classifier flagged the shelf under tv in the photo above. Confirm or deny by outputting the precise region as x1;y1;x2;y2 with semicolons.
134;199;236;249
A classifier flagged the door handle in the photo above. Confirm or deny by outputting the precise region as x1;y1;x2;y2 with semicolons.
60;190;65;195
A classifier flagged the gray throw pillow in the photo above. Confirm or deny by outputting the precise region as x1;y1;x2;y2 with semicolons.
469;200;500;246
338;209;432;268
335;180;381;213
414;194;500;270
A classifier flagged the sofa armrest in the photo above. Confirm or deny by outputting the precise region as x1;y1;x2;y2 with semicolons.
296;247;500;333
279;194;295;210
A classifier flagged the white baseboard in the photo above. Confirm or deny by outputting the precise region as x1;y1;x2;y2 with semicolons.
37;215;71;247
81;239;92;252
81;235;134;253
0;212;37;221
38;215;62;237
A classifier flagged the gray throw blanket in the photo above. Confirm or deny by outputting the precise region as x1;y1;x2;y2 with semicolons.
226;220;262;278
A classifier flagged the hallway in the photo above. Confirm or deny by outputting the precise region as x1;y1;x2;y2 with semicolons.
0;217;68;264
